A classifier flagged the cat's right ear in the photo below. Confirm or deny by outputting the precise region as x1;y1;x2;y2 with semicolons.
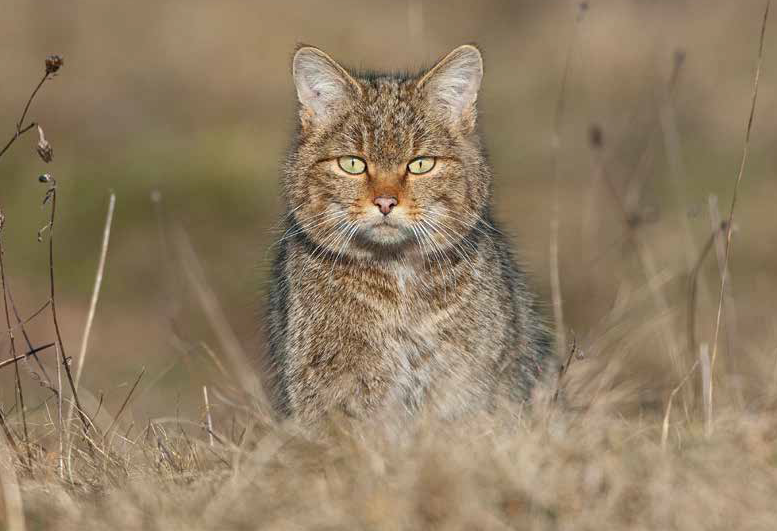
292;46;361;129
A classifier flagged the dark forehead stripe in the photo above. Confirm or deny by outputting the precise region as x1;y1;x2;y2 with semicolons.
352;76;427;165
309;69;450;165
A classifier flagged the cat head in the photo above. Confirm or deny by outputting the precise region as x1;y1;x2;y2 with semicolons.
283;44;491;261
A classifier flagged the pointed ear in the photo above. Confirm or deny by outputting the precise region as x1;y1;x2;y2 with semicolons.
417;44;483;131
292;46;361;128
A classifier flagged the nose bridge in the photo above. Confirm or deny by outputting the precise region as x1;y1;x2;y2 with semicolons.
370;167;403;198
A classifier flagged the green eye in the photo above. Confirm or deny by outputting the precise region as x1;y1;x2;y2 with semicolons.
337;156;367;175
408;157;436;175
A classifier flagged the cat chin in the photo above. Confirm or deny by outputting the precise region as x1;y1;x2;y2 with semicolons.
363;224;410;246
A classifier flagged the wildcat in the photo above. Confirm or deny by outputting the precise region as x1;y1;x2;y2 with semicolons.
266;44;554;427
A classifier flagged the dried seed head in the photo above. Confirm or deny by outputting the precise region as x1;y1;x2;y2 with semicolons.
0;209;5;232
36;125;53;163
588;124;604;149
673;49;686;69
577;2;589;21
45;55;64;75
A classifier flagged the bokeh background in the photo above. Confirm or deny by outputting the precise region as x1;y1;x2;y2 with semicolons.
0;0;775;422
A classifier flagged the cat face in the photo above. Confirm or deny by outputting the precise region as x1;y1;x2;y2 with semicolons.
284;45;491;260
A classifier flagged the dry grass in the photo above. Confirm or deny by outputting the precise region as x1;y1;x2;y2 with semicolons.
4;388;777;530
1;2;777;530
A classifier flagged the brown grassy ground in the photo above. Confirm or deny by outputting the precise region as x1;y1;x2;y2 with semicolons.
1;0;777;529
5;383;777;530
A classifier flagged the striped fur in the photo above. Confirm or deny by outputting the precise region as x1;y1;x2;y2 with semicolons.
266;45;554;428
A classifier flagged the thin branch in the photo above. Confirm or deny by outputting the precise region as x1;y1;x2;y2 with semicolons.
0;122;37;161
0;67;51;161
6;291;58;396
104;368;145;439
16;74;48;131
40;178;91;434
0;218;32;471
0;343;55;371
708;0;770;430
552;332;581;403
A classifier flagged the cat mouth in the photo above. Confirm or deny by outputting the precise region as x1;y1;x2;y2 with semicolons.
362;219;411;245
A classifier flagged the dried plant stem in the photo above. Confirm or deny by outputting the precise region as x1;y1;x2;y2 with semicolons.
0;343;55;371
55;343;63;478
549;4;586;360
204;386;214;447
708;0;770;430
708;196;742;408
16;73;47;131
661;357;698;450
74;193;115;388
595;151;683;377
173;227;268;407
7;288;55;390
687;223;726;355
553;334;579;403
104;367;145;440
0;71;49;161
43;182;91;434
699;344;712;436
0;227;32;471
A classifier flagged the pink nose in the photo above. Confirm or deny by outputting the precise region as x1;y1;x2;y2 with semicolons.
373;196;398;215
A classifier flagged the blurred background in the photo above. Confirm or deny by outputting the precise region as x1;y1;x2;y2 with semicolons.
0;0;775;424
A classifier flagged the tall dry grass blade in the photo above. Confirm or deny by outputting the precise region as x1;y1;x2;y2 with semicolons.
204;385;214;447
661;358;699;450
172;227;268;407
64;193;115;458
74;192;115;389
687;225;723;355
549;3;587;360
770;344;777;399
708;195;742;407
598;162;684;377
709;0;770;427
699;343;712;437
104;367;145;440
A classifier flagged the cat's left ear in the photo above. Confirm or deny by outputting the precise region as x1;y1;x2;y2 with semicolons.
292;46;362;129
418;44;483;132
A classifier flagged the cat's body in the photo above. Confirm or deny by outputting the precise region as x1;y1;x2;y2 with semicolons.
267;45;553;426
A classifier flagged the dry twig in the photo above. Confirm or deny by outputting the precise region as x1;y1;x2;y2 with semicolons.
708;0;770;431
549;2;587;361
39;176;91;435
